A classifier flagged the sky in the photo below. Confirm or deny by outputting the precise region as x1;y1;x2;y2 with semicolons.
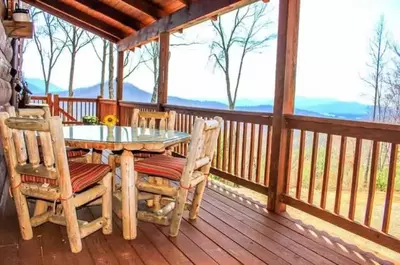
22;0;400;105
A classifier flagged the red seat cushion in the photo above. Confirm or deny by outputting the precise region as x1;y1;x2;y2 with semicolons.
21;162;111;192
134;155;186;180
112;150;166;158
66;147;90;159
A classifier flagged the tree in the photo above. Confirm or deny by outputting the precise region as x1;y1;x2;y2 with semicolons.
89;37;108;97
362;15;389;122
31;9;66;94
123;50;145;80
362;15;389;187
141;34;202;103
141;42;160;103
108;42;115;99
209;2;276;110
58;21;95;99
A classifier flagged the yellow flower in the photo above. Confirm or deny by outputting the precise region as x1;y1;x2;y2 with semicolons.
103;115;118;126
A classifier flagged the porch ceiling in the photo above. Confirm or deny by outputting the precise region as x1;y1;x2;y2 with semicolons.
23;0;259;49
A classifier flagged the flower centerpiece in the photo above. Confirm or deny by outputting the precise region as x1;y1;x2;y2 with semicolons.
103;115;118;141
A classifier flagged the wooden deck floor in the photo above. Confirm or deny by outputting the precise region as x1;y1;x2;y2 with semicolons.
0;177;397;265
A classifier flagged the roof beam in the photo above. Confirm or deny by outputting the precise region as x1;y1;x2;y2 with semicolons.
118;0;258;51
24;0;125;42
121;0;166;20
74;0;142;31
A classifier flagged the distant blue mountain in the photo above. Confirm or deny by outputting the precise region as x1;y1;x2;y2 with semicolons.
25;79;370;120
25;78;66;94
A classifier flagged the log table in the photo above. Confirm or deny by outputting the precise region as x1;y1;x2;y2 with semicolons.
63;125;190;240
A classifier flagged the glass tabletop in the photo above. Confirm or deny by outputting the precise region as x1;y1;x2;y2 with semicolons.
63;125;190;144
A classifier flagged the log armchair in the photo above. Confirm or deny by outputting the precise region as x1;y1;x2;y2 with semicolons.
5;105;91;163
109;108;176;189
0;113;112;253
133;116;222;236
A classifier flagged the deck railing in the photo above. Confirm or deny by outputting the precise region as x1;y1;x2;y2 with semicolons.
29;94;400;252
282;114;400;252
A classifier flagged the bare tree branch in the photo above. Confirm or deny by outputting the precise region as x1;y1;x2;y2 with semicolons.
209;2;276;110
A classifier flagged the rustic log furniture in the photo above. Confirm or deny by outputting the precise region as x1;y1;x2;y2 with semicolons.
134;116;222;236
62;124;190;240
0;114;113;253
5;105;91;162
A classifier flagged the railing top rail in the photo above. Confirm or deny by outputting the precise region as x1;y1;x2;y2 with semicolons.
119;101;158;108
164;104;273;125
58;97;97;102
286;114;400;143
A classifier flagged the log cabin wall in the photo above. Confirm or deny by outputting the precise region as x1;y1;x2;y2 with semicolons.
0;2;14;202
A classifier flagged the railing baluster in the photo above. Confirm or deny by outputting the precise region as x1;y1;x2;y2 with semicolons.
249;123;256;181
222;120;228;172
296;130;306;199
217;125;222;169
228;120;234;173
256;124;263;184
334;136;347;214
308;132;319;204
284;129;294;193
241;122;248;179
382;143;397;233
235;122;240;176
349;138;362;220
320;134;332;209
365;141;380;226
264;126;272;186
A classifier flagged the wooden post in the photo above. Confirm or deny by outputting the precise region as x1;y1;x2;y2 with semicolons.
116;51;124;122
267;0;301;213
46;93;53;114
157;32;170;110
53;94;60;117
96;96;101;120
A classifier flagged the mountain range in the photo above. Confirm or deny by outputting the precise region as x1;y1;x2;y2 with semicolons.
25;78;371;120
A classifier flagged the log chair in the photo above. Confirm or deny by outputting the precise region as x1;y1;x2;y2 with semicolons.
109;108;177;202
133;116;222;236
5;105;92;163
0;114;113;253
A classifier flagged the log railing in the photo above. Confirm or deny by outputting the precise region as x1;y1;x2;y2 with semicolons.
29;95;400;252
283;114;400;252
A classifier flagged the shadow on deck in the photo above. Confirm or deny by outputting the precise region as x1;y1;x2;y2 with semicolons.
0;154;397;265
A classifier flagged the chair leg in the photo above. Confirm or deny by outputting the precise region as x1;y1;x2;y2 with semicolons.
102;173;113;235
62;198;82;253
108;154;118;192
12;189;33;240
189;179;207;220
33;200;49;216
170;188;188;237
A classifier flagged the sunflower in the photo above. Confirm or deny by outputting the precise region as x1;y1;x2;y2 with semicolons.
103;114;118;127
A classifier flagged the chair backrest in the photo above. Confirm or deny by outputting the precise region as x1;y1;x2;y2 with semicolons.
131;108;176;130
0;113;73;197
180;117;223;186
5;105;51;119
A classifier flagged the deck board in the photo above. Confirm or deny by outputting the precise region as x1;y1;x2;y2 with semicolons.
0;155;396;265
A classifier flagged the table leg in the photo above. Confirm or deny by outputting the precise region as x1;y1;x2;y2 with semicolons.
120;150;137;240
92;149;102;164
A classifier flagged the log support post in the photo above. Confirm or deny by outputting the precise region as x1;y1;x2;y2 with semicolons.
267;0;300;213
116;51;124;123
157;32;170;111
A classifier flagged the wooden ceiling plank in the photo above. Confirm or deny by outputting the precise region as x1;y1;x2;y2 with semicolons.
74;0;142;31
121;0;167;20
24;0;125;40
118;0;259;51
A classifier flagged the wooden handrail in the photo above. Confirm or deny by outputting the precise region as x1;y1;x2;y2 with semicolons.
286;114;400;143
164;104;273;125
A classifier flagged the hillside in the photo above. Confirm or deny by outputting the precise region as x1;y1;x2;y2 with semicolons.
25;79;370;120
